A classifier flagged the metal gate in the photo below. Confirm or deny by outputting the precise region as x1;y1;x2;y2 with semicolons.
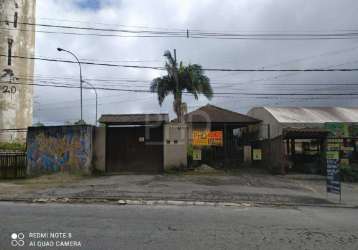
106;126;164;173
0;152;27;179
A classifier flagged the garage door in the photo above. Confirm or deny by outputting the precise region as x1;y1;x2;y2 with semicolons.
106;126;164;173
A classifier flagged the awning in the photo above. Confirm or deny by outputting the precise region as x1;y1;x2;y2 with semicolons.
283;128;330;139
99;114;169;125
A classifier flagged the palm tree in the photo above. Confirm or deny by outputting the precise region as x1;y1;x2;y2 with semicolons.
150;50;213;122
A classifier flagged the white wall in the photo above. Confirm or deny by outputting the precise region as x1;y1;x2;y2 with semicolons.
248;108;331;139
164;123;188;169
247;107;282;139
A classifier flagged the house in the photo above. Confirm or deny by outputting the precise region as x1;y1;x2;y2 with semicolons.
27;114;170;175
177;104;261;167
98;113;169;173
26;105;263;175
247;107;358;173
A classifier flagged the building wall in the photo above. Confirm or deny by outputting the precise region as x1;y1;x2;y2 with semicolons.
0;0;36;143
27;126;94;176
164;123;188;170
93;126;106;172
247;107;283;139
248;108;331;139
259;136;285;173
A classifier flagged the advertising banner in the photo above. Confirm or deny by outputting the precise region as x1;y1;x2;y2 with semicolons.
326;159;341;195
208;131;223;146
252;149;262;161
192;130;223;147
325;123;349;138
193;149;202;161
192;131;209;146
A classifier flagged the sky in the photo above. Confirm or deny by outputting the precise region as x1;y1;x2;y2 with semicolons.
33;0;358;125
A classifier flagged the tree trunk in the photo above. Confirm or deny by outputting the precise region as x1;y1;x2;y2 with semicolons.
173;94;183;123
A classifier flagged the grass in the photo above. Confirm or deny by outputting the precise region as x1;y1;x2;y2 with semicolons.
0;142;26;151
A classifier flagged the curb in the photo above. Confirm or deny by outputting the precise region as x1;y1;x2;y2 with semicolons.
0;197;357;209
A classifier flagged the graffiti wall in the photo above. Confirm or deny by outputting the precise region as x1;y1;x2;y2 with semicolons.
27;126;94;175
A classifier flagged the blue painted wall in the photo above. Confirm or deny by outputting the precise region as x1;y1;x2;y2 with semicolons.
27;125;94;175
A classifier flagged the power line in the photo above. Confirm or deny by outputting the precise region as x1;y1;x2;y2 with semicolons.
2;54;358;72
36;17;187;32
20;77;358;89
16;74;358;86
2;21;358;40
0;55;164;70
3;80;358;96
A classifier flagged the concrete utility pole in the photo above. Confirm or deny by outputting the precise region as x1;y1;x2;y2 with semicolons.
173;49;182;123
57;48;84;123
83;81;98;126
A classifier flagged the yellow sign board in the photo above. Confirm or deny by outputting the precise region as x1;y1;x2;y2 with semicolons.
253;149;262;161
341;146;354;152
327;143;340;151
340;158;349;165
326;151;339;160
193;149;202;161
192;131;209;146
192;130;223;147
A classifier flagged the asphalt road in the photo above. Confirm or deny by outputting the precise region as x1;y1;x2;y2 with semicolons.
0;202;357;250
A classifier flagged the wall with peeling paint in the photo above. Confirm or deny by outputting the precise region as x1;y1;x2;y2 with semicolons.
0;0;36;143
27;126;95;175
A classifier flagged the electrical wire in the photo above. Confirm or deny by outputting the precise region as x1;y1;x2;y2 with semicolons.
2;80;358;96
3;21;358;40
2;54;358;72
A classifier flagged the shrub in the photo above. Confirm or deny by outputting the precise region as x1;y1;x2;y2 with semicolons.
340;165;358;182
0;142;26;151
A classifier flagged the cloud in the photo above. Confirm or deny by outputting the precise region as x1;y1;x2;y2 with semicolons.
34;0;358;125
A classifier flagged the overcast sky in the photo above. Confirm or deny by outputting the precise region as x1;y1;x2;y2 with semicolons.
33;0;358;125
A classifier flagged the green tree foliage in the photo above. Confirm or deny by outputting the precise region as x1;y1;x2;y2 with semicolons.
150;50;213;122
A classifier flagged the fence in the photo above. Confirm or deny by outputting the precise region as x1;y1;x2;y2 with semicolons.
0;151;27;179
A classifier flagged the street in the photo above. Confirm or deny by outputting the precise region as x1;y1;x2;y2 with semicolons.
2;173;357;207
0;202;357;250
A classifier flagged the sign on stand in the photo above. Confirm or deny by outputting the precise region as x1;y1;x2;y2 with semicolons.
326;151;341;202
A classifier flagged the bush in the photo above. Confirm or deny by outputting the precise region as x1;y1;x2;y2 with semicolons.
0;142;26;151
340;165;358;182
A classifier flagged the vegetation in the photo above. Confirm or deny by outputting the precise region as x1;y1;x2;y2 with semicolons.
150;50;213;122
0;142;26;151
340;164;358;182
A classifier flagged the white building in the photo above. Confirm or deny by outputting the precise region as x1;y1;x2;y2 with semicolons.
0;0;36;143
247;107;358;173
248;107;358;139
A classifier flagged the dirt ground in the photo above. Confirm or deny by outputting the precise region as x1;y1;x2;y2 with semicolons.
0;170;357;206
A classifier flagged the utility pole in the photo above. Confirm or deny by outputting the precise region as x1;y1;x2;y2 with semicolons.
173;49;181;123
83;81;98;126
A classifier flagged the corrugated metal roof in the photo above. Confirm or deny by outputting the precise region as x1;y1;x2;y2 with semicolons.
99;113;169;125
176;104;261;124
263;107;358;123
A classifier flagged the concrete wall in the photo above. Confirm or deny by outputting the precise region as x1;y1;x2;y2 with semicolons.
164;123;188;170
259;136;285;173
0;0;36;143
248;107;283;139
93;127;106;172
27;125;94;176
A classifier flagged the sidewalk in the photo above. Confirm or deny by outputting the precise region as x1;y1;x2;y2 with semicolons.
0;172;357;207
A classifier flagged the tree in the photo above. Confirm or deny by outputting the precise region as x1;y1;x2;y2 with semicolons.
150;50;213;122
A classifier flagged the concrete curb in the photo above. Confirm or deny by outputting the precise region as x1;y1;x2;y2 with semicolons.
0;197;357;209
